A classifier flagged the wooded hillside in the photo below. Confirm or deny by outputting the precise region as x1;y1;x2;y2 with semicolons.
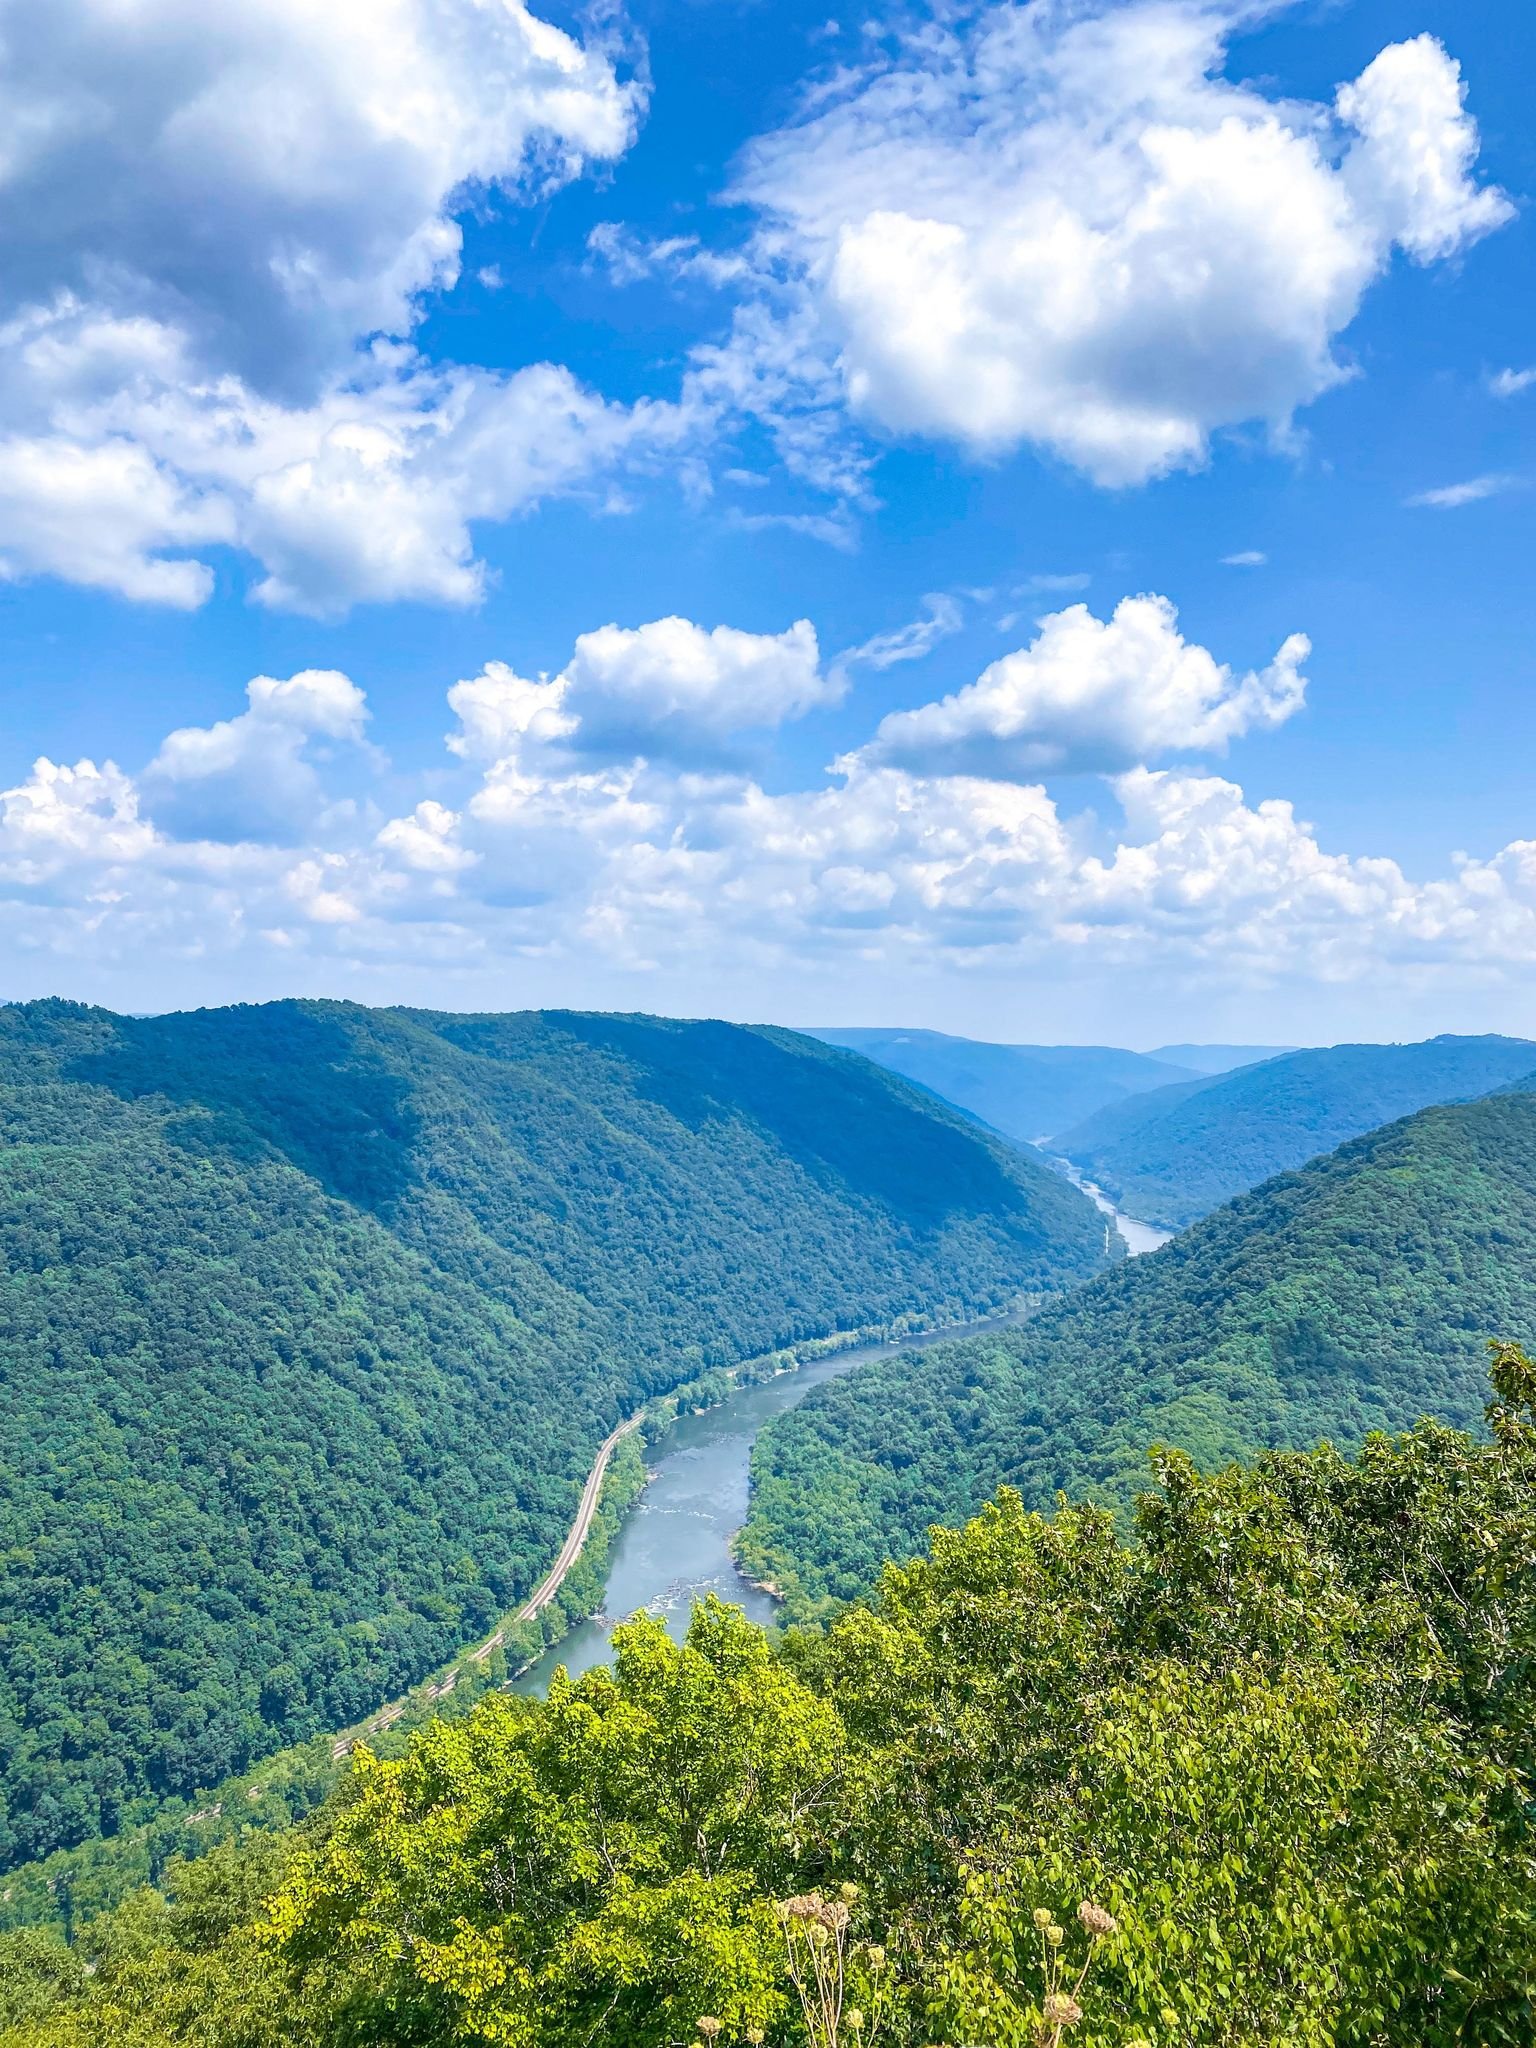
0;1000;1105;1867
742;1085;1536;1612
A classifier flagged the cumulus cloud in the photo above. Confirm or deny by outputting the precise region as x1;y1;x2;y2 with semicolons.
0;757;158;883
447;617;837;767
0;303;685;614
0;429;229;607
717;3;1510;486
0;1;665;612
1336;36;1511;265
0;0;638;394
144;668;371;842
860;595;1308;777
6;616;1536;1001
560;617;834;754
375;801;477;876
1078;768;1413;959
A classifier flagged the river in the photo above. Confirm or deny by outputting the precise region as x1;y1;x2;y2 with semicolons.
513;1317;1013;1691
517;1183;1170;1692
1049;1157;1174;1258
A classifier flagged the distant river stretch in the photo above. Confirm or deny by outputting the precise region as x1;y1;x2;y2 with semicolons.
517;1180;1170;1693
1050;1156;1175;1258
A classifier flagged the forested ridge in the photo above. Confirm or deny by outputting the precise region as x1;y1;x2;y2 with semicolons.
0;998;1106;1870
741;1085;1536;1613
804;1029;1195;1144
2;1351;1532;2044
1056;1032;1536;1225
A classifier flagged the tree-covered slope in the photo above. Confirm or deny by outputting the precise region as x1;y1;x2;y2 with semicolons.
1056;1032;1536;1225
0;1000;1106;1869
9;1353;1535;2045
741;1086;1536;1613
804;1027;1192;1142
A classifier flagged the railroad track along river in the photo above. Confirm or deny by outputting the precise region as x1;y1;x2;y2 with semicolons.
331;1412;641;1758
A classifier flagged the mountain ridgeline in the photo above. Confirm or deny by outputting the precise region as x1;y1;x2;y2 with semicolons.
1144;1041;1297;1073
1056;1031;1536;1225
0;999;1107;1869
740;1083;1536;1615
803;1028;1199;1143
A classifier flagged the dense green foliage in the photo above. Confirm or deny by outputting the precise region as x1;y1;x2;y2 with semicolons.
1056;1032;1536;1226
5;1351;1533;2045
805;1030;1194;1143
0;998;1105;1869
742;1087;1536;1612
0;1434;650;1940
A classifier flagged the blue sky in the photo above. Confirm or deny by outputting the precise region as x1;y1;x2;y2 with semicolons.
0;0;1532;1044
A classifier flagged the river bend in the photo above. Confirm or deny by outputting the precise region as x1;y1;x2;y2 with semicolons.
518;1185;1170;1692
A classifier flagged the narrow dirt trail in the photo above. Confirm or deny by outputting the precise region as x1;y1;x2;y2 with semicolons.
332;1413;641;1757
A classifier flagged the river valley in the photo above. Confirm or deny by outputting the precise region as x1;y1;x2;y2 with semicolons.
517;1184;1171;1692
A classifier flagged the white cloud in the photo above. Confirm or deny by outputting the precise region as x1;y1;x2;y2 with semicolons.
586;224;751;290
0;431;228;607
1336;36;1512;265
0;2;667;613
834;594;964;677
283;856;371;926
1222;550;1267;568
17;721;1536;995
717;5;1510;486
375;802;476;876
145;668;371;842
561;616;835;753
0;0;638;393
1489;367;1536;399
3;659;1536;1014
1406;473;1520;510
0;304;686;614
1078;768;1414;963
447;664;580;765
577;765;1077;970
6;605;1536;1008
447;617;837;768
727;508;859;550
860;595;1308;777
0;757;158;882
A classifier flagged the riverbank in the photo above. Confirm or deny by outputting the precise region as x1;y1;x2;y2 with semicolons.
0;1294;1045;1935
528;1183;1176;1663
512;1294;1060;1693
1045;1153;1175;1257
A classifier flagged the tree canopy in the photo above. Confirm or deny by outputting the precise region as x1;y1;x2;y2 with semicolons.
741;1086;1536;1613
1055;1033;1536;1226
0;999;1105;1868
805;1030;1194;1144
4;1349;1532;2045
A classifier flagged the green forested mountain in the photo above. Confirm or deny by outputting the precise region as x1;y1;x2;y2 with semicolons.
0;999;1105;1869
1056;1032;1536;1225
6;1351;1533;2046
804;1028;1193;1143
740;1086;1536;1614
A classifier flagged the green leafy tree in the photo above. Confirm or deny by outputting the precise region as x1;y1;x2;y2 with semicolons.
8;1354;1535;2045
